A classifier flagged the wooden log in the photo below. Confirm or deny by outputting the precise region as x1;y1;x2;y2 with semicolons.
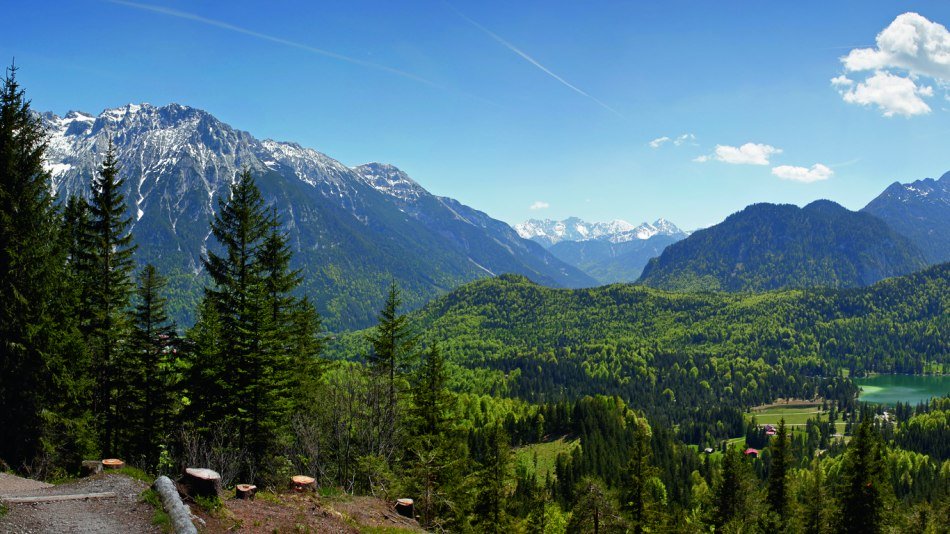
395;498;414;518
153;475;198;534
181;468;222;498
1;492;116;503
81;460;103;476
235;484;257;500
291;475;315;492
101;458;124;470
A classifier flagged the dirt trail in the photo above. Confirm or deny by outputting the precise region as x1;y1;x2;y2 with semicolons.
0;472;158;534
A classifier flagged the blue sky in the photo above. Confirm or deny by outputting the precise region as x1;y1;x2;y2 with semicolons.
4;1;950;229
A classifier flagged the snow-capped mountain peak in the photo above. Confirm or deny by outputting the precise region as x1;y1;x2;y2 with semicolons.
515;217;684;247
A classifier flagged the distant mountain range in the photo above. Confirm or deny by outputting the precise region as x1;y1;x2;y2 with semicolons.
862;171;950;264
514;217;687;283
638;200;929;291
41;103;593;330
515;217;683;247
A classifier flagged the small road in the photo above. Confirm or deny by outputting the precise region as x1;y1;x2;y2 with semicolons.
0;472;158;533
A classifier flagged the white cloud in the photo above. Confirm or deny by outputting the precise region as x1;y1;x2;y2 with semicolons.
831;75;854;87
649;133;695;149
840;70;932;117
842;12;950;79
835;12;950;116
529;201;549;210
648;136;670;149
696;143;782;165
771;164;834;183
674;133;697;146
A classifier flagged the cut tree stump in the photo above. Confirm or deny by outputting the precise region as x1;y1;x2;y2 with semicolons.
81;460;103;476
101;458;124;470
235;484;257;500
182;468;222;498
291;475;315;492
395;498;414;518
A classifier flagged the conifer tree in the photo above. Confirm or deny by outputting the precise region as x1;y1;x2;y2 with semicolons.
365;280;418;414
473;424;512;533
193;169;313;481
364;280;417;458
568;477;626;534
406;344;465;529
713;446;755;529
85;141;136;455
201;168;272;478
0;62;67;469
836;416;891;533
801;458;830;534
287;296;325;405
621;419;659;533
767;418;791;522
127;264;178;469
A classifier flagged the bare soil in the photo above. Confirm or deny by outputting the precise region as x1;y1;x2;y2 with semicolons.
197;491;423;533
0;472;157;534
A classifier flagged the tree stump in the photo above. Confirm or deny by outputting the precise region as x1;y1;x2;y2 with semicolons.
81;460;103;476
235;484;257;500
182;468;222;498
291;475;315;492
101;459;124;470
395;498;414;518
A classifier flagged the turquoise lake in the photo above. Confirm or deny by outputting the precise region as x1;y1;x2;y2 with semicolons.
854;375;950;405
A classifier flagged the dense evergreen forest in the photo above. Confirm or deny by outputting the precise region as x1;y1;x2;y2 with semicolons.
2;66;949;532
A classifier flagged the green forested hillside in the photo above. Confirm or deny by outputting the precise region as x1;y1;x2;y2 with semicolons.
638;200;928;291
330;264;948;439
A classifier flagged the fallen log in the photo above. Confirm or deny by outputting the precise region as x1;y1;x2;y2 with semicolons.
235;484;257;500
181;468;221;498
154;475;198;534
1;492;116;503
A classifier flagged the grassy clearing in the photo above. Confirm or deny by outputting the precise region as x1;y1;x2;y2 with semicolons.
750;404;823;426
514;436;579;481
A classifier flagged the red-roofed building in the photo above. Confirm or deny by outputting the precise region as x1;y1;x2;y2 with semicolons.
744;448;759;457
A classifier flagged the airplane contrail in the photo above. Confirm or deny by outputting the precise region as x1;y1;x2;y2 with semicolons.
448;6;621;117
106;0;442;89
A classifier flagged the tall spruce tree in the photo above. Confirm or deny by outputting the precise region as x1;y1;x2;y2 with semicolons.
86;141;136;455
366;280;417;411
836;416;891;534
406;343;465;530
713;446;755;529
621;419;659;533
365;280;418;458
0;62;67;469
472;423;512;533
127;264;178;469
767;418;791;522
193;169;310;481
